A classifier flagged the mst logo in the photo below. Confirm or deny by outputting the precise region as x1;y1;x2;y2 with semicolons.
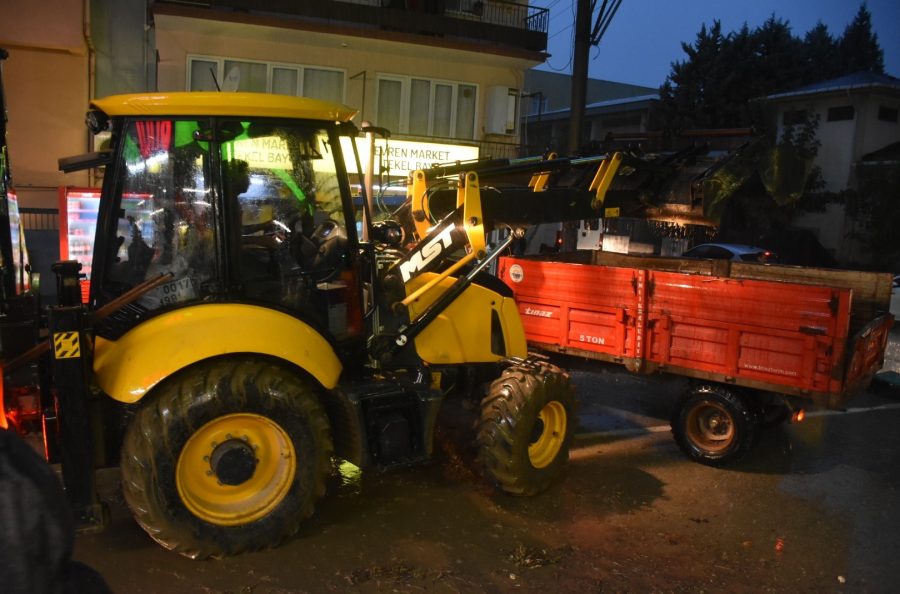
524;307;553;318
399;226;455;282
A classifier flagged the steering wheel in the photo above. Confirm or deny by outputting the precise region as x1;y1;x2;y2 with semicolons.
311;219;341;243
291;219;347;280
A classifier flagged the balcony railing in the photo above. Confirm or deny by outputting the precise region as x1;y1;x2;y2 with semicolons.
158;1;549;52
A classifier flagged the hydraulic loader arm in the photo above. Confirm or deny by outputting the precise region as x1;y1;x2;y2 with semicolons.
372;152;625;361
393;152;624;289
406;152;625;243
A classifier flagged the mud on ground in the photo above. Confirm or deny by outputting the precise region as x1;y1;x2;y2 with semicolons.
72;385;887;594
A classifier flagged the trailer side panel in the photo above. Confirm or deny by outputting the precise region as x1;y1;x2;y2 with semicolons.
497;256;891;405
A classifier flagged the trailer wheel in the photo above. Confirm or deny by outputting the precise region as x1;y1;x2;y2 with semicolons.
671;384;759;465
120;357;332;559
477;360;575;496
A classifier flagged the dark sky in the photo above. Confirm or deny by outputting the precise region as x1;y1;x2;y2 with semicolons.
540;0;900;89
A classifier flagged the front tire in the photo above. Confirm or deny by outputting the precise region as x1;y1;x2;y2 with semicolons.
671;384;759;466
120;357;332;558
477;360;575;496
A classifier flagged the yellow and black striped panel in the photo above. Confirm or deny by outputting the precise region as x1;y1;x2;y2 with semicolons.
53;331;81;359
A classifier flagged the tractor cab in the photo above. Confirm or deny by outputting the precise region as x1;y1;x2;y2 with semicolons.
72;93;368;349
4;89;577;559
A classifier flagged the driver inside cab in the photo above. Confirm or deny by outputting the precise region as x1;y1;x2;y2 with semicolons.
219;122;348;329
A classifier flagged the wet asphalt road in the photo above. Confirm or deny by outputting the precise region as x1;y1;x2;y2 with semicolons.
71;343;900;594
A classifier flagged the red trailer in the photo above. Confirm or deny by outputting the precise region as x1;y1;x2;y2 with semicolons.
498;252;895;464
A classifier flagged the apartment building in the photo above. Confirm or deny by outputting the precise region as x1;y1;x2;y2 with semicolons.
1;0;550;212
764;71;900;264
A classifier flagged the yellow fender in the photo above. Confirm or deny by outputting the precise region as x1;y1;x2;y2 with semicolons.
406;273;527;364
93;303;342;404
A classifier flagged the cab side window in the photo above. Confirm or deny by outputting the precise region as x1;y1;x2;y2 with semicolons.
219;119;356;337
105;119;217;310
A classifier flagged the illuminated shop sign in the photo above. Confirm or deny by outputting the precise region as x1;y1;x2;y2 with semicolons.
341;138;479;177
230;135;479;177
231;136;294;169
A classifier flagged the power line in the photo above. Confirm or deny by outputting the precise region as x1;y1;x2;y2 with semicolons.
544;0;566;12
544;0;577;73
549;23;573;40
589;0;623;45
546;0;570;24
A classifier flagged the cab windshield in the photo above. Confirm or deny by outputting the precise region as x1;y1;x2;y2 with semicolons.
100;116;360;339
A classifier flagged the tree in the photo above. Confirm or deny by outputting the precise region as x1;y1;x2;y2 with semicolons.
653;3;891;265
838;3;884;74
659;17;806;131
658;21;727;131
802;22;839;82
658;3;885;133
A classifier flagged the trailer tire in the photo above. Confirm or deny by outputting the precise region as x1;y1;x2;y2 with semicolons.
671;384;759;466
120;357;332;559
477;360;575;496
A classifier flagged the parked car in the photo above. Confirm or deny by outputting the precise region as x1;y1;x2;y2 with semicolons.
682;243;777;263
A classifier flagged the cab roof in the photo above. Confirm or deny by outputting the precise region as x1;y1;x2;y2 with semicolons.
90;92;358;122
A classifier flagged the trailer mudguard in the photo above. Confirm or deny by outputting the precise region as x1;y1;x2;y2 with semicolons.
93;303;342;404
406;272;527;364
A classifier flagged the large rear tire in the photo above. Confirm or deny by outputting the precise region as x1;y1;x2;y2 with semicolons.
120;357;332;558
671;384;759;466
477;360;575;496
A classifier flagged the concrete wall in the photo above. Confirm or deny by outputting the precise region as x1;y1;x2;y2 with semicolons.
92;0;156;97
792;204;857;264
1;0;541;212
772;88;900;265
154;14;531;142
0;0;91;208
856;91;900;164
775;92;900;192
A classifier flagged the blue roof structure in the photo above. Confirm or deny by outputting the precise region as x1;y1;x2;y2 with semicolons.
534;93;659;120
764;71;900;101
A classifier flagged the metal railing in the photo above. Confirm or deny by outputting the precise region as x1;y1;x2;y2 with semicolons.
441;1;549;33
524;3;549;33
169;1;550;47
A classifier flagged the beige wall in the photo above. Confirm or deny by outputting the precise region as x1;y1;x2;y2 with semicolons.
776;92;900;193
0;4;538;210
773;89;900;265
859;91;900;161
0;0;91;208
154;14;533;142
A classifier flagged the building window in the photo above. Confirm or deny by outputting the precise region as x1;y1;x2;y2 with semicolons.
223;60;267;92
878;105;898;123
187;56;345;104
375;75;478;140
827;105;855;122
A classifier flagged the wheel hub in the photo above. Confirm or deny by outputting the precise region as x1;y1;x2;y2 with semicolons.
700;411;731;440
210;439;258;486
176;413;296;526
528;401;567;469
685;401;736;454
529;418;546;445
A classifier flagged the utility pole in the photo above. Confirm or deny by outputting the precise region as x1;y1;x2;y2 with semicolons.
561;0;593;252
562;0;623;252
568;0;592;156
568;0;625;154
